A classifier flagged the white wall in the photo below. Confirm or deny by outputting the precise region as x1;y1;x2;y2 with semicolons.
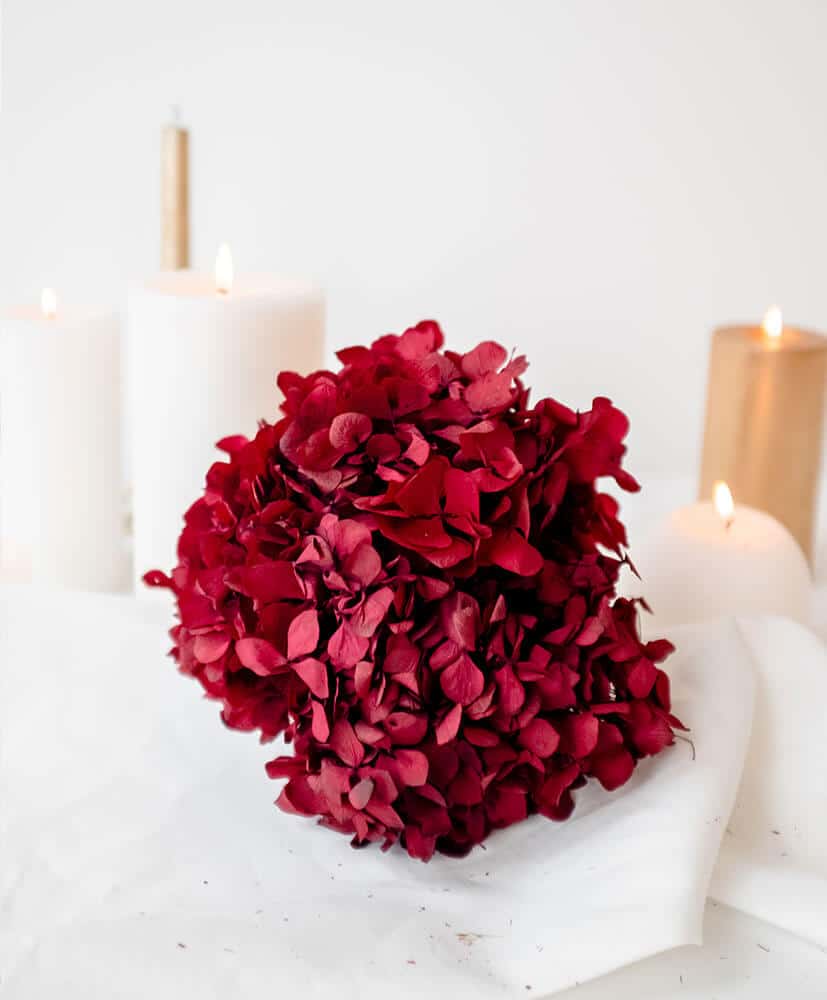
2;0;826;482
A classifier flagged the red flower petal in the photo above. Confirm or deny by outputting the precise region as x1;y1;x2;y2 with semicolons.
351;587;394;637
265;755;306;780
396;320;443;359
484;530;543;577
193;631;230;663
440;654;484;706
440;591;481;650
537;764;580;814
235;638;287;676
385;748;429;787
226;561;304;603
330;719;365;767
496;665;525;716
311;700;330;742
143;569;173;588
465;371;515;412
404;825;437;861
292;657;329;698
287;609;320;660
385;712;428;746
517;717;559;757
627;703;674;756
348;777;375;810
365;799;404;829
342;543;382;587
435;704;463;745
461;341;508;379
590;747;635;790
393;459;446;517
626;657;657;698
328;623;369;669
329;411;372;451
559;713;599;758
487;785;528;827
384;634;420;674
444;468;480;520
178;592;223;631
277;776;325;816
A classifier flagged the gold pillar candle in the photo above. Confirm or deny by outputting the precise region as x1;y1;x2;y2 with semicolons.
160;112;189;269
699;307;827;564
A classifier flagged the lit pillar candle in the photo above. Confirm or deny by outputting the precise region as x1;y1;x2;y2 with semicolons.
622;482;811;629
0;291;125;591
698;306;827;564
127;247;325;589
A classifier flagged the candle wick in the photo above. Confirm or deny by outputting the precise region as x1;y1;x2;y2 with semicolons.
724;516;734;532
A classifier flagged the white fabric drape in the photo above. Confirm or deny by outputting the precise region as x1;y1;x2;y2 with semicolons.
0;588;823;997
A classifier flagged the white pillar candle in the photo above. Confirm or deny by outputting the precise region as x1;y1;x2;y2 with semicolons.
622;482;811;629
127;250;325;589
0;292;125;591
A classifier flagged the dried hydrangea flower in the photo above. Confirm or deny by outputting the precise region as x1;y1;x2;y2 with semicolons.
147;321;683;860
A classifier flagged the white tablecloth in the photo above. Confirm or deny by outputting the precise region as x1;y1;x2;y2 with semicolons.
1;585;826;998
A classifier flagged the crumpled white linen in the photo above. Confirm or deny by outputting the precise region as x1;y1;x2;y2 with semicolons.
709;616;827;946
0;587;753;998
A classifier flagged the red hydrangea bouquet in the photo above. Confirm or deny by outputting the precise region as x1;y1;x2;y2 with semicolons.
147;321;682;860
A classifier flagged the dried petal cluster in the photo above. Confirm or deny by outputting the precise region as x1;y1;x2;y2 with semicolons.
147;321;682;860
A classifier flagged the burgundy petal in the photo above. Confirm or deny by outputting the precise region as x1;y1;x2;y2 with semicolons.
351;587;394;637
559;713;599;758
484;530;543;577
517;717;559;757
311;700;330;742
330;719;365;767
235;638;287;676
440;654;485;706
591;747;635;790
348;777;375;810
287;609;320;660
328;623;369;668
435;704;463;745
440;591;481;650
386;748;429;787
292;657;329;698
329;411;372;451
193;632;230;663
227;561;305;603
461;341;508;379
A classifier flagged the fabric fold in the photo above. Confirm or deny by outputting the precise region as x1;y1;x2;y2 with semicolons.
709;616;827;948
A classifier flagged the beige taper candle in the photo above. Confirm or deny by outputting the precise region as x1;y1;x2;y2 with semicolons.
698;307;827;564
161;114;189;269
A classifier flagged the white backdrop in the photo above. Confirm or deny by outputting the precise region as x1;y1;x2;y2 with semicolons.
2;0;826;480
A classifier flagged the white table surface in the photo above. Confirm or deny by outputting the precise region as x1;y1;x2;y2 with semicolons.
3;472;827;997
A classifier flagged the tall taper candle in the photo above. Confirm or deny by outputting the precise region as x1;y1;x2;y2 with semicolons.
699;307;827;564
0;292;125;590
161;110;189;269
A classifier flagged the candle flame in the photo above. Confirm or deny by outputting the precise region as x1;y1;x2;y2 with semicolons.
713;480;735;527
762;304;783;339
215;244;233;295
41;288;57;319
